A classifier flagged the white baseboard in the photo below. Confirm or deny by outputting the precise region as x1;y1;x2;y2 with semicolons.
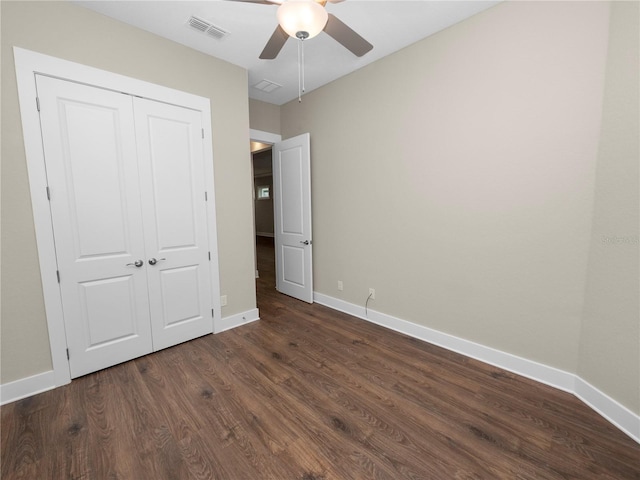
574;377;640;443
1;370;56;405
215;308;260;334
2;309;261;404
314;292;639;444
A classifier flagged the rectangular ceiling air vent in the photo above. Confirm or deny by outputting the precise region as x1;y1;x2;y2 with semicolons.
253;79;283;94
187;15;229;40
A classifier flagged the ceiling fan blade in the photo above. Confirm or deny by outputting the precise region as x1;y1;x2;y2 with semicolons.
324;14;373;57
259;25;289;59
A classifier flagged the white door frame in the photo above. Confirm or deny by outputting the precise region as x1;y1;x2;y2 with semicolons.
249;129;282;279
249;130;314;303
14;47;222;388
250;129;282;145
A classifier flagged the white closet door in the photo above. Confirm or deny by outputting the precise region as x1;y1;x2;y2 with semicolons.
134;98;214;350
36;75;153;378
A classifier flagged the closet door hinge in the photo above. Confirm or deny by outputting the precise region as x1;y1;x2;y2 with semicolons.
208;251;211;261
46;186;51;200
66;348;70;360
36;97;40;112
204;191;208;201
56;270;61;283
211;308;214;318
201;128;204;139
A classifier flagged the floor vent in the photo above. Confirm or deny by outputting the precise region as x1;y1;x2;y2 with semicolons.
187;15;229;40
253;79;283;93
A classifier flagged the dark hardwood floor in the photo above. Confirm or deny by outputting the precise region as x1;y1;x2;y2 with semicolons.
2;236;639;479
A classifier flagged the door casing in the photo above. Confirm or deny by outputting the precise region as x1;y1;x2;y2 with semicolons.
14;47;222;387
249;130;314;304
250;129;282;280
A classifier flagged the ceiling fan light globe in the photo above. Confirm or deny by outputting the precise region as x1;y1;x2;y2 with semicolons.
277;0;328;39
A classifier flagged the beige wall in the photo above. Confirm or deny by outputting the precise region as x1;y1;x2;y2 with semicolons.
281;2;611;375
3;0;636;417
579;2;639;413
1;1;256;384
249;98;281;134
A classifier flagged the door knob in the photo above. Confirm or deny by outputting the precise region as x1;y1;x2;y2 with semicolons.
148;257;166;265
126;260;144;267
300;240;311;245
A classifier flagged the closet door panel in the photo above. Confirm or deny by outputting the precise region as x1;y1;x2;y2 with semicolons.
134;98;213;350
145;116;197;250
36;75;153;378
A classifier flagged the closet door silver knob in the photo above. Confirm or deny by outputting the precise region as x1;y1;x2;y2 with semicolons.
148;257;166;265
126;260;144;267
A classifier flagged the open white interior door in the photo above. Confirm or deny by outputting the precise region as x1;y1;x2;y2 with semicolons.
273;133;313;303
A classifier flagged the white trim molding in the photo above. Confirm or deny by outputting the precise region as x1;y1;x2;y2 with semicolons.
574;377;640;443
0;371;56;405
250;129;282;144
1;305;261;404
314;292;640;444
215;308;260;334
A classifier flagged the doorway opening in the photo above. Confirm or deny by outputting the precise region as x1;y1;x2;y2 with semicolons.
251;143;276;295
249;129;313;304
249;129;281;307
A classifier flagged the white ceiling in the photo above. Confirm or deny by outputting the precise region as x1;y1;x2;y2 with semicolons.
74;0;500;105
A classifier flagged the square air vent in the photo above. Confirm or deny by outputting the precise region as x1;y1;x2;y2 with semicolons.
253;79;283;94
187;15;229;40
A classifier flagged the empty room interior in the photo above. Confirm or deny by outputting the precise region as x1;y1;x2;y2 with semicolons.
1;0;639;478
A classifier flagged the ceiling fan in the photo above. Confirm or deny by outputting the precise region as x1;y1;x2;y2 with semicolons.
230;0;373;59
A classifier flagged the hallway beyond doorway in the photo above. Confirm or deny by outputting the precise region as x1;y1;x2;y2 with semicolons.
256;236;275;306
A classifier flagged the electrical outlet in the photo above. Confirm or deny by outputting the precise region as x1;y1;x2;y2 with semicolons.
369;288;375;300
338;280;343;291
220;295;228;306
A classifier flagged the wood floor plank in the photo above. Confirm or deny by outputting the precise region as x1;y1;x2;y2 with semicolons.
183;339;304;480
189;336;371;479
235;317;521;479
198;331;406;479
1;236;638;479
239;311;545;472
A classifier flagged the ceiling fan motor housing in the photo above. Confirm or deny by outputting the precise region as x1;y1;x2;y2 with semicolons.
277;0;329;39
257;0;373;60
